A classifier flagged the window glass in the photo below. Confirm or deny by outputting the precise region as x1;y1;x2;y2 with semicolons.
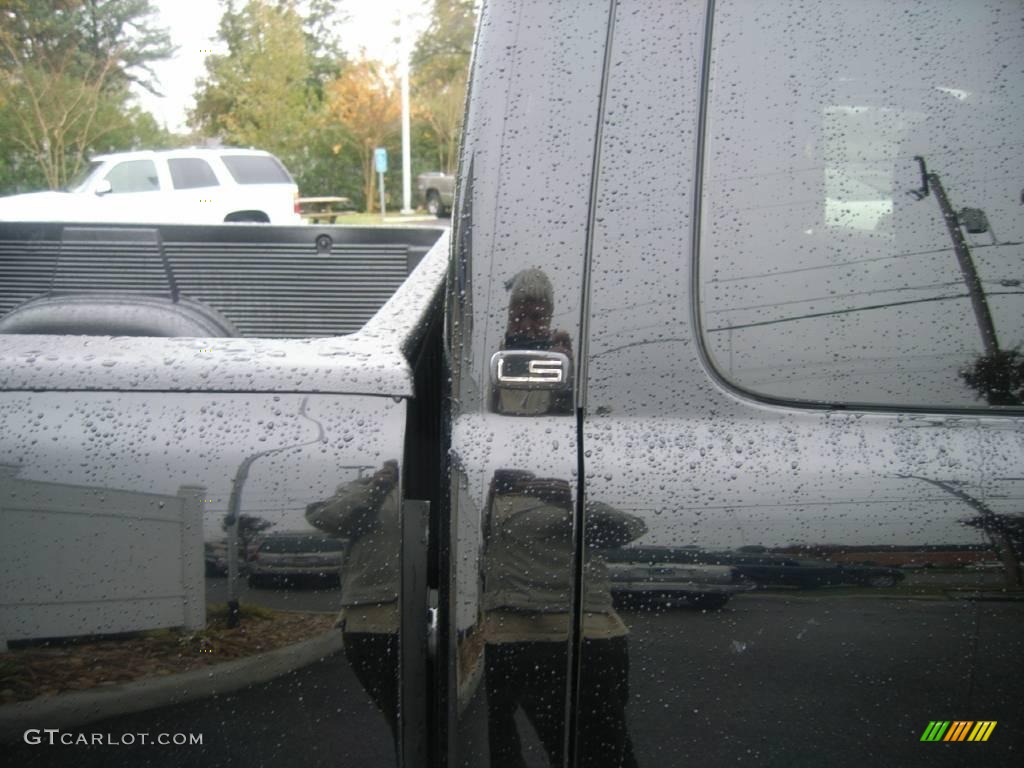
104;159;160;193
168;157;219;189
64;161;102;193
700;0;1024;409
221;155;292;184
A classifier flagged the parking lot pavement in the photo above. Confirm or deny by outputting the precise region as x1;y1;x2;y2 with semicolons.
5;592;1020;766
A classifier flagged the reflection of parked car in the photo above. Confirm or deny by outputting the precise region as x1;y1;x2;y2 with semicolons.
247;533;347;587
709;553;906;589
0;148;302;225
204;540;229;577
603;546;750;610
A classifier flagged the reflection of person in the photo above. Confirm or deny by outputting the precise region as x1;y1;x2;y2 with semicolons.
482;470;646;768
492;268;574;416
305;460;400;748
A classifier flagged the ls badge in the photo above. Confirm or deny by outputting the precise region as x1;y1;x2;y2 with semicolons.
490;350;571;390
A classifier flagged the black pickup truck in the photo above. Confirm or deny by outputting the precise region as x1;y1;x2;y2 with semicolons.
1;1;1022;767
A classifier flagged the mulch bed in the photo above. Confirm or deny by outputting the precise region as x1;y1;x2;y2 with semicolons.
0;611;335;705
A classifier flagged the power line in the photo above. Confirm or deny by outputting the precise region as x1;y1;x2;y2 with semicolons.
705;280;962;316
707;290;1024;333
710;241;1021;286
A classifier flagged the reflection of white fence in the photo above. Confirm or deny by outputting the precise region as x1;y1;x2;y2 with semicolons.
0;466;205;649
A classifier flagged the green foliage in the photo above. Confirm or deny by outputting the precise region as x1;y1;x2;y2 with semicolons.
301;0;348;96
323;59;402;212
0;0;480;199
410;0;476;175
961;349;1024;406
0;0;173;90
190;1;314;168
188;0;358;199
410;0;476;82
0;0;173;191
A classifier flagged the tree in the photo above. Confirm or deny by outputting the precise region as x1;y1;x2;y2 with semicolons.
323;59;401;212
410;0;476;174
410;0;476;81
901;474;1023;589
961;513;1024;589
222;512;274;561
414;68;465;174
300;0;347;97
961;349;1024;407
190;0;314;169
0;0;173;189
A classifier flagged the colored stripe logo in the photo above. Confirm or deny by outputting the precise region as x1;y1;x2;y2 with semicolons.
921;721;996;742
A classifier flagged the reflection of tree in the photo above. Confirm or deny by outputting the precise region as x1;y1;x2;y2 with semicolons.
960;513;1024;588
222;513;273;561
899;475;1022;588
961;349;1024;406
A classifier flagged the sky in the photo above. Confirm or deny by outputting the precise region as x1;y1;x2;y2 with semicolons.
137;0;430;133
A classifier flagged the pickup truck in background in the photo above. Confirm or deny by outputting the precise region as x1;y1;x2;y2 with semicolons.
415;171;454;217
0;1;1021;767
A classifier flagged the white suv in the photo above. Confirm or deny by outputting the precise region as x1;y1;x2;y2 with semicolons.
0;148;302;225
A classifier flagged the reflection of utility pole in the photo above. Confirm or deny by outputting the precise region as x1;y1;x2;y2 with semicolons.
909;156;1000;356
897;474;1022;588
225;397;326;628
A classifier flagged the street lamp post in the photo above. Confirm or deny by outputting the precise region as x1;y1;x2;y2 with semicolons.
400;11;413;214
224;397;325;628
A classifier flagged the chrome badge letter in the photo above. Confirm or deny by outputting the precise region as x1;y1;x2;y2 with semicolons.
490;350;571;389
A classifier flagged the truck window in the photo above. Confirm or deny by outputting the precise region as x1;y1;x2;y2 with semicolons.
104;159;161;193
220;155;292;185
168;157;220;189
63;161;102;193
698;0;1023;410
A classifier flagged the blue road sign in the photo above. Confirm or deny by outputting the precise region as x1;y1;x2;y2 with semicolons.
374;147;388;174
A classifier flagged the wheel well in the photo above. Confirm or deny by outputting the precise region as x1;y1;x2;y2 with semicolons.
224;210;270;223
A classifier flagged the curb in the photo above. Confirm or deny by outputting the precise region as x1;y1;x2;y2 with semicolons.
0;630;345;741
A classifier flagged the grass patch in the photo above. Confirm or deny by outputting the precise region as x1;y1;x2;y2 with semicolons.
320;211;438;226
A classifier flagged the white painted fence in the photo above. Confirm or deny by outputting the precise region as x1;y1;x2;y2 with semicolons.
0;465;205;648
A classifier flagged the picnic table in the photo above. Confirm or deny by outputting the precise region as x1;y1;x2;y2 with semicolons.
298;196;353;224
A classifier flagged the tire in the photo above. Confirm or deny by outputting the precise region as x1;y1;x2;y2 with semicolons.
426;190;444;217
425;191;442;218
224;210;270;223
247;574;264;589
688;593;730;611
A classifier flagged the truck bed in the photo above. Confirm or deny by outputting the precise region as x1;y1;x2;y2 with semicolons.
0;223;444;338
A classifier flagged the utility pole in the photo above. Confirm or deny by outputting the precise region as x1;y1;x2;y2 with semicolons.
909;156;1000;357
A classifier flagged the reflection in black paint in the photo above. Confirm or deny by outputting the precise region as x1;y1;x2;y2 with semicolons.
306;460;401;756
482;470;645;767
